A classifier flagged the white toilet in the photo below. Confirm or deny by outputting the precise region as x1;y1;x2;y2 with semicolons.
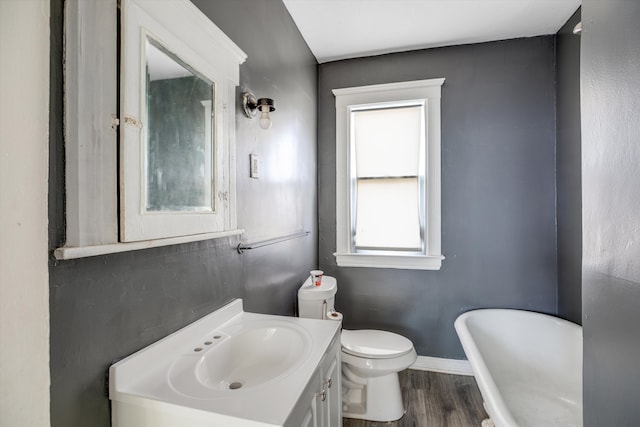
298;275;417;422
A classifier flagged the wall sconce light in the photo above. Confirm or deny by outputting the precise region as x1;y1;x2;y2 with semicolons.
242;92;276;130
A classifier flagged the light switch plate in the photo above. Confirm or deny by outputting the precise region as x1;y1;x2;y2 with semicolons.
249;153;259;178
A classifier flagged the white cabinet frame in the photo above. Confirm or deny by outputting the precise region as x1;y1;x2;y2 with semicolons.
63;0;119;247
57;0;246;259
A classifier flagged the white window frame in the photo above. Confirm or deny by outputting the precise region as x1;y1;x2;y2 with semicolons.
56;0;246;259
333;79;445;270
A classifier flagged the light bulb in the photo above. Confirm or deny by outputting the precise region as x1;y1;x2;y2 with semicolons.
258;108;272;130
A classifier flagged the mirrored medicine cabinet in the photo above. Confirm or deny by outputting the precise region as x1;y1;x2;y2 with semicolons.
58;0;247;259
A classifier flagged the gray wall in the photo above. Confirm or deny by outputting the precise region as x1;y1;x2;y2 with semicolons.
556;8;582;325
581;1;640;425
318;37;558;358
48;1;317;426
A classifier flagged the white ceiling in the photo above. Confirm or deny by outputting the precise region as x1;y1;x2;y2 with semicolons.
282;0;581;63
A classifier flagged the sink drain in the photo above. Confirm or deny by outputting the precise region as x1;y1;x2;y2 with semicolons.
229;382;243;390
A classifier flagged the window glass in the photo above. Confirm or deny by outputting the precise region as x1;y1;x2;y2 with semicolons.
352;106;422;178
352;105;424;251
355;178;421;250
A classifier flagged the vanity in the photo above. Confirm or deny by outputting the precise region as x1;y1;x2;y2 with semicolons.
109;299;342;426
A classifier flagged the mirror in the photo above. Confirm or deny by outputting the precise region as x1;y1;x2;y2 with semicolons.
144;36;215;212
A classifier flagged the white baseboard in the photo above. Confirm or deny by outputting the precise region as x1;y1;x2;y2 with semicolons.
410;356;474;376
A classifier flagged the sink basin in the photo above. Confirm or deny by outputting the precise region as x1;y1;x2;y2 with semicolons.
169;320;312;398
197;322;311;390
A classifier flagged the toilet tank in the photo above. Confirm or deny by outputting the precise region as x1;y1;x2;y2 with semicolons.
298;275;337;319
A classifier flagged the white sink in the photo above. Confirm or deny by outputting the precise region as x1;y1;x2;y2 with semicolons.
168;320;312;398
109;299;340;426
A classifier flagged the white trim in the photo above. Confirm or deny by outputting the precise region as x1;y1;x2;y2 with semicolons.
54;229;244;260
410;356;474;376
132;0;246;81
333;78;446;97
334;253;443;270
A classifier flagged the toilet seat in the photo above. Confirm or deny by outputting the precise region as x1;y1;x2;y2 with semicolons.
341;329;414;359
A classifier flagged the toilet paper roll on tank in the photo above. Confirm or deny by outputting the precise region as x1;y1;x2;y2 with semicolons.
326;310;343;321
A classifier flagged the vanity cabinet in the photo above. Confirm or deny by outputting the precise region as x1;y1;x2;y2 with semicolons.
287;331;342;427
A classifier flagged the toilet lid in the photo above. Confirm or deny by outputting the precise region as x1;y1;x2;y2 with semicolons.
341;329;414;359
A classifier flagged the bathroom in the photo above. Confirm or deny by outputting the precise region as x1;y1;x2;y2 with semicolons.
1;0;639;426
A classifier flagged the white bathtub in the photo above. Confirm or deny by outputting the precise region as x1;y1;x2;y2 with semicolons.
454;309;582;427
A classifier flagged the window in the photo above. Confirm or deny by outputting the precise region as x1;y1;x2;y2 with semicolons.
333;79;445;270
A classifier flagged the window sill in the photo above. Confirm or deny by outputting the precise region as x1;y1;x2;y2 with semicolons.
54;229;244;260
334;252;444;270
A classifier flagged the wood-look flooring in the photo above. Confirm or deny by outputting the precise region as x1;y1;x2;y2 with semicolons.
342;370;488;427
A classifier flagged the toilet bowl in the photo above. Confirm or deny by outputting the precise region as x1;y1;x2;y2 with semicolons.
340;329;417;421
298;275;417;422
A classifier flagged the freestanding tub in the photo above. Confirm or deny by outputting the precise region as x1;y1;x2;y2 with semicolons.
454;309;582;427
